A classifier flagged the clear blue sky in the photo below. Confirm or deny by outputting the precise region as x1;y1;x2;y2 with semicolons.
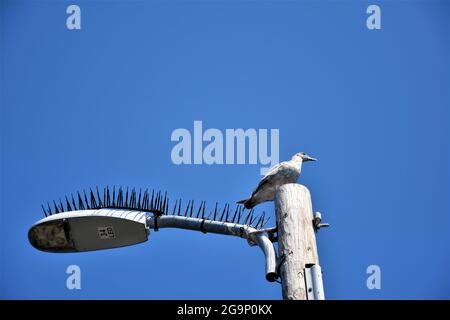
1;0;449;299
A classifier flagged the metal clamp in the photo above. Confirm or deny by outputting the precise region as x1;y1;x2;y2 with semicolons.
199;219;207;234
153;215;159;231
304;264;325;300
313;212;329;231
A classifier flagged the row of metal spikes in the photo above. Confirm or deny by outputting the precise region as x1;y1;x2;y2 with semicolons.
41;186;270;230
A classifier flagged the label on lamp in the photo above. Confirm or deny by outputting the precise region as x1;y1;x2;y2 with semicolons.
98;226;115;239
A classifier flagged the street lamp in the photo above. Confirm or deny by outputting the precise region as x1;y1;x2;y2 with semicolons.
28;186;278;281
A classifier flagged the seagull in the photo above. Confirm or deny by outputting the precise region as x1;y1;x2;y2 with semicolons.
237;152;317;209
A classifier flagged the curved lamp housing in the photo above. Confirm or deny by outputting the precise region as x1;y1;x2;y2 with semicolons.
28;209;148;253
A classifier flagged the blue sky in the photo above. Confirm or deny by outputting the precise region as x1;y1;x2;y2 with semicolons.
1;0;449;299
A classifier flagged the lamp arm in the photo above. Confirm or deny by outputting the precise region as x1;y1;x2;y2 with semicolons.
146;215;278;281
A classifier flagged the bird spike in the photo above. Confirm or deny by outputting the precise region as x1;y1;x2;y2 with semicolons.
151;190;155;209
225;204;230;222
83;190;90;210
149;189;154;209
260;212;266;228
143;189;149;210
40;186;271;230
159;191;163;210
249;211;257;226
172;199;178;215
137;188;141;209
162;191;167;213
59;199;65;212
165;197;169;213
213;202;218;220
130;188;135;208
111;186;115;206
125;187;129;208
231;206;239;223
261;215;270;228
154;191;160;210
254;212;264;229
70;194;77;211
107;186;112;207
189;200;194;217
96;186;103;207
196;201;203;218
201;202;206;219
47;202;52;215
243;209;252;225
183;200;190;217
65;196;72;211
102;187;106;207
177;199;182;216
89;189;97;208
219;204;227;221
206;207;213;220
120;187;125;207
237;206;243;224
41;204;47;217
77;192;84;210
53;200;60;214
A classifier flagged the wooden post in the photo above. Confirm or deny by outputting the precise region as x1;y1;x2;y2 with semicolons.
275;183;320;300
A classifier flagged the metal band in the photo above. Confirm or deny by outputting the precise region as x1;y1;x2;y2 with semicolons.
199;219;207;234
154;215;159;231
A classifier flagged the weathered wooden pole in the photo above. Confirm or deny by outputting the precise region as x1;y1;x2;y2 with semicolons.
275;183;323;300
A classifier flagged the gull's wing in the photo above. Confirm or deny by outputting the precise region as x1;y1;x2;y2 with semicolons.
251;161;287;196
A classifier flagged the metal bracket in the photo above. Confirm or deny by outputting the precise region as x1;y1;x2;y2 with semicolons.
313;211;330;231
304;264;325;300
253;232;278;282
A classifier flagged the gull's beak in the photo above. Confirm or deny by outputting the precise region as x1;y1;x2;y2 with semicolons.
303;154;317;162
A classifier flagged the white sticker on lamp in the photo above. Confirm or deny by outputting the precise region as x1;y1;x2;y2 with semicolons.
98;226;115;239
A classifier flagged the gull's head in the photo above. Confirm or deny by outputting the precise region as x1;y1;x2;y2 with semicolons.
292;152;317;163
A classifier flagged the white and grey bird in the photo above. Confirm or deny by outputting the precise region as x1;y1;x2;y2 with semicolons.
237;152;317;209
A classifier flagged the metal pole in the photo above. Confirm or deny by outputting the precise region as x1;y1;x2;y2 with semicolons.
275;183;324;300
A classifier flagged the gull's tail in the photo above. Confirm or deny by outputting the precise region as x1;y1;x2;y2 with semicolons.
236;198;255;209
